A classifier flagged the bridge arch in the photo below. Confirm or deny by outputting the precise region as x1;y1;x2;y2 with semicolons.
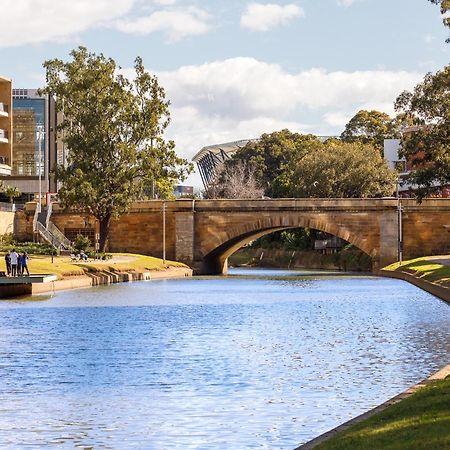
198;215;376;274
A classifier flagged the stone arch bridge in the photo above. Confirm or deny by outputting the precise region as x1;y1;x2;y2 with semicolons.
17;198;450;274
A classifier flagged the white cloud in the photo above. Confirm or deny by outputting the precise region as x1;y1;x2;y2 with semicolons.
116;7;211;41
122;58;425;187
241;3;304;32
0;0;135;47
337;0;360;7
153;58;422;121
121;58;423;187
153;0;177;4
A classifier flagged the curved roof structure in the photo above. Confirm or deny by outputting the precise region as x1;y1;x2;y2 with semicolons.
192;139;257;188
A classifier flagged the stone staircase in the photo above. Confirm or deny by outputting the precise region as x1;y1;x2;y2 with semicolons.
33;203;72;252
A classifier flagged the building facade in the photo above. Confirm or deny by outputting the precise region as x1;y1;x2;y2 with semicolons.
0;88;59;202
0;76;13;176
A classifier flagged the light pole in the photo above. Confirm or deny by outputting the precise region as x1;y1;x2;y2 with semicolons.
162;201;166;265
397;177;403;263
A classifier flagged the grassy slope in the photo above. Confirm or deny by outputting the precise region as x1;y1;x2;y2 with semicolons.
384;256;450;285
21;253;186;279
314;378;450;450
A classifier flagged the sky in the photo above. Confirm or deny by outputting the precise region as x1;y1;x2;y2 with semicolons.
0;0;449;188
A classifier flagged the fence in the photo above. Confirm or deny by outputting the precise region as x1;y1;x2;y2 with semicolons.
0;202;14;212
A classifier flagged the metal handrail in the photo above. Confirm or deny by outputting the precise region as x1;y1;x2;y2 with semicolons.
32;205;39;231
45;201;53;228
0;202;14;212
48;221;72;249
36;221;56;247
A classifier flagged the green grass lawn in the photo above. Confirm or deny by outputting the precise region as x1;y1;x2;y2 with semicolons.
7;253;186;279
314;377;450;450
383;256;450;285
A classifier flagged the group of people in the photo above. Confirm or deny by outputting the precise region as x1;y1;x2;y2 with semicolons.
4;250;29;277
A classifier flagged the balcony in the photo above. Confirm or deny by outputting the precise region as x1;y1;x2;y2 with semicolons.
0;103;8;117
0;129;8;143
0;155;11;175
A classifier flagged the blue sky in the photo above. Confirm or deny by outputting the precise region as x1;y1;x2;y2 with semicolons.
1;0;448;187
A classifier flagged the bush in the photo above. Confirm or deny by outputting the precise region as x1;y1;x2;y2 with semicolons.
0;233;15;246
0;241;55;255
73;234;92;253
85;251;113;260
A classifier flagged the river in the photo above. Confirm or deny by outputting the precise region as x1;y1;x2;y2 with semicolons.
0;269;449;449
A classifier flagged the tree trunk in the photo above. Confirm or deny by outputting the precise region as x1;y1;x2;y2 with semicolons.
99;214;112;253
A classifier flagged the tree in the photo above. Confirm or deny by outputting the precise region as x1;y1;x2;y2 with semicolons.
395;65;450;200
206;161;264;199
4;186;21;204
428;0;450;41
341;110;400;153
226;130;323;197
288;141;397;198
40;47;192;251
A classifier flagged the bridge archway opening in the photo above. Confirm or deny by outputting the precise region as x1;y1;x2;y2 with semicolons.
200;221;374;275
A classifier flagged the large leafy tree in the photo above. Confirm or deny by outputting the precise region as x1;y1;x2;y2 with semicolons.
40;47;191;251
428;0;450;41
395;65;450;200
289;141;397;198
340;110;400;153
225;130;323;197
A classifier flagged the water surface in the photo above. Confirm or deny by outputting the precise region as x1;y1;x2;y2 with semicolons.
0;269;449;449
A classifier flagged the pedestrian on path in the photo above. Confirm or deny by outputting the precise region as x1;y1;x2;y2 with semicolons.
10;249;18;277
19;252;29;277
4;251;11;276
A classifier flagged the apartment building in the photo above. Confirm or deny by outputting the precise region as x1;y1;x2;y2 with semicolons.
0;88;59;202
0;76;13;176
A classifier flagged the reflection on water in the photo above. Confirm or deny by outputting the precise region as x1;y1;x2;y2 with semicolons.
0;269;449;449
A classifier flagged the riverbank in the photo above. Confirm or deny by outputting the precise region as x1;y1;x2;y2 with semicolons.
297;255;450;449
297;365;450;450
0;253;192;297
379;255;450;305
229;247;372;272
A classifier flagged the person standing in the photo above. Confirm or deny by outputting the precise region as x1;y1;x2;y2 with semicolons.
10;249;18;277
20;252;29;277
4;251;11;276
17;253;22;276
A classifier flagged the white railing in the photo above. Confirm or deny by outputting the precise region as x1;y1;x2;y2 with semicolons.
36;221;55;246
45;201;53;228
48;221;72;249
0;202;14;212
32;205;39;231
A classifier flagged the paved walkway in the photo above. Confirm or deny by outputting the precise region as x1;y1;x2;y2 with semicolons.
425;256;450;266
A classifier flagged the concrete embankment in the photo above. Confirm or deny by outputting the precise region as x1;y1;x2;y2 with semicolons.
0;267;192;298
378;268;450;305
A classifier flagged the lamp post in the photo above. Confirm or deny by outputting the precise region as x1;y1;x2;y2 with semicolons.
162;201;166;264
397;177;403;263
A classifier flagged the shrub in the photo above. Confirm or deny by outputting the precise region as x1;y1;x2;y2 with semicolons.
0;241;55;255
73;234;92;253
